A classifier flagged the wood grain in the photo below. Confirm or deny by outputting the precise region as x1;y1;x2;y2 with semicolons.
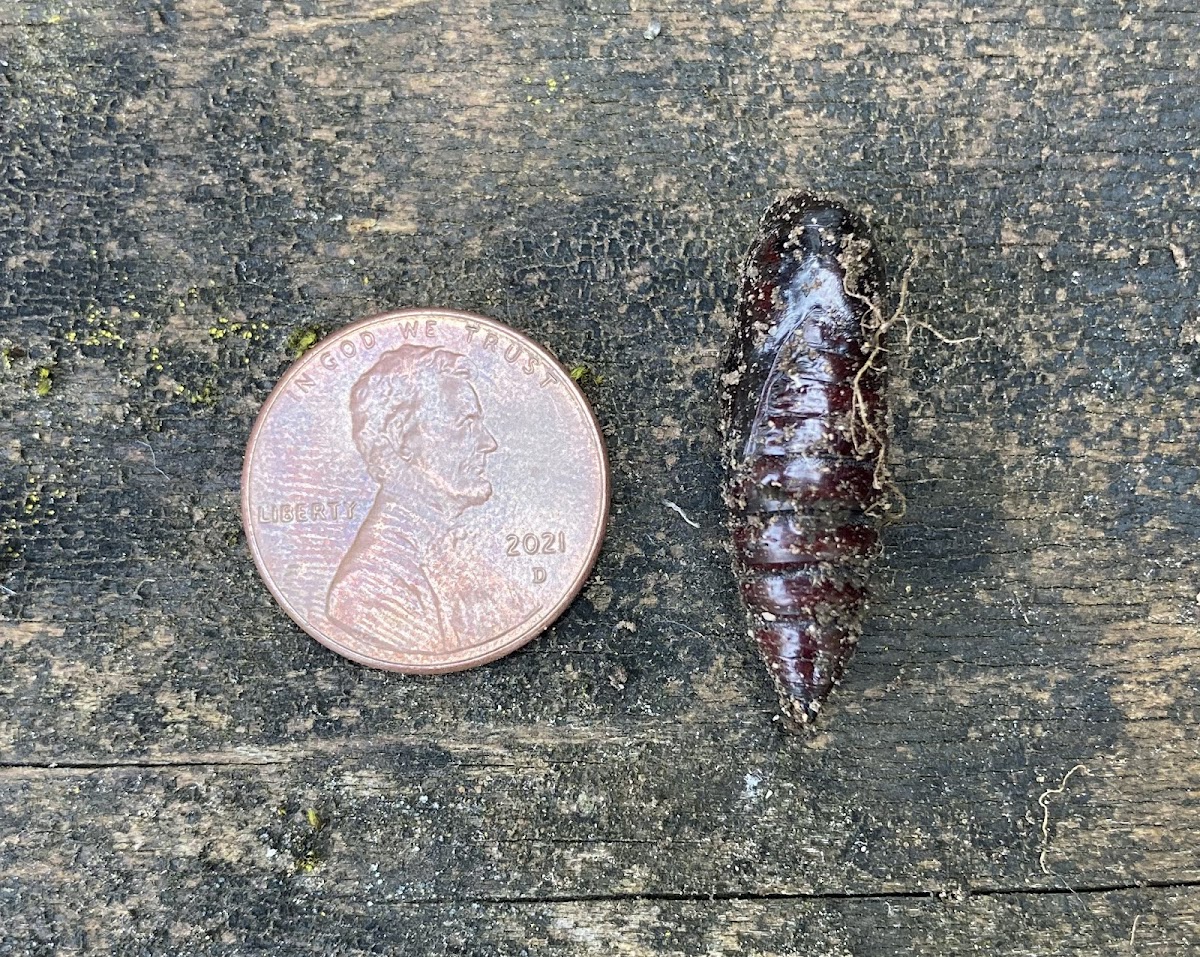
2;0;1197;952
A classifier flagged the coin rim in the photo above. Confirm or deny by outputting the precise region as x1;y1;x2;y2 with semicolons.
241;307;610;674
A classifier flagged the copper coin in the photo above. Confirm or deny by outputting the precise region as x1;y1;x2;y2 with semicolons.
241;308;609;673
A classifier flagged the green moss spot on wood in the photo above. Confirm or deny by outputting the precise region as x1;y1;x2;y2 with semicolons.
569;363;604;385
286;326;323;358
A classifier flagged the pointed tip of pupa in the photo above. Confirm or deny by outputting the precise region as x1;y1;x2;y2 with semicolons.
775;692;823;733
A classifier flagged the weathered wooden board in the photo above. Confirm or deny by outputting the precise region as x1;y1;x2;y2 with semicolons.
2;0;1198;953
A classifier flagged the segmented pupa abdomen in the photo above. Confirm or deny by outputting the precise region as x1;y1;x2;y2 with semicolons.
721;194;889;728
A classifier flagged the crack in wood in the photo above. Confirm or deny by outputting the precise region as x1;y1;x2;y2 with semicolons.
347;879;1200;909
0;756;286;771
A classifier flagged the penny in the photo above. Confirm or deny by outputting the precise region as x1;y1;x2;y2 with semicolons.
241;308;610;673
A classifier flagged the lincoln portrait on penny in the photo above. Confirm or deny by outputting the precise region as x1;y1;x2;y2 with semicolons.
325;345;524;652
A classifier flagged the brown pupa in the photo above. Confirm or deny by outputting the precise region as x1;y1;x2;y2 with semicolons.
721;193;890;728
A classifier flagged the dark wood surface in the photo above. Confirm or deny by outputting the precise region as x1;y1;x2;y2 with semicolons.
2;1;1198;953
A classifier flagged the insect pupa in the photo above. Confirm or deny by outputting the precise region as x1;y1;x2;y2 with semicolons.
721;193;891;728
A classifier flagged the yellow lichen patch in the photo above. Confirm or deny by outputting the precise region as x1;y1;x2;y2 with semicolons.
75;305;128;349
187;381;217;406
208;317;267;343
293;852;321;874
17;479;69;524
522;72;570;113
1;518;19;560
